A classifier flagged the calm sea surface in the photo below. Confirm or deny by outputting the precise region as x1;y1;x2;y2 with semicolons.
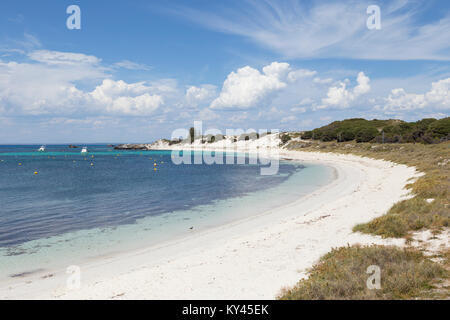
0;145;333;278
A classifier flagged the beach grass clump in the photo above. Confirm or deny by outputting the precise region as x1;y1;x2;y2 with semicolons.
354;197;448;238
278;245;447;300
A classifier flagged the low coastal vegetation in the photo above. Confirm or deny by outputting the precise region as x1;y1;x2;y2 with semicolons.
286;140;449;238
109;117;448;299
281;117;449;300
278;245;447;300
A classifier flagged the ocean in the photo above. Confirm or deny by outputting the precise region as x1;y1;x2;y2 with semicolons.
0;145;334;279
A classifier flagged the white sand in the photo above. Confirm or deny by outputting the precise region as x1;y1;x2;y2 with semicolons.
0;148;420;300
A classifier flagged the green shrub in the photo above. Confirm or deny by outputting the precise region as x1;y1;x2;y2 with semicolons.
340;130;356;141
302;131;313;139
429;118;450;139
281;134;292;144
355;127;378;143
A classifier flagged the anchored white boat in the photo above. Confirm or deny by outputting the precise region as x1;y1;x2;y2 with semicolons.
81;147;88;154
38;145;46;152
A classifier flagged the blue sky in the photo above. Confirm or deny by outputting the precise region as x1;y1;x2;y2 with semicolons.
0;0;449;143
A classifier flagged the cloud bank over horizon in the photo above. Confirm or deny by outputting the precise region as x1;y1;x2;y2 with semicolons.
0;48;448;138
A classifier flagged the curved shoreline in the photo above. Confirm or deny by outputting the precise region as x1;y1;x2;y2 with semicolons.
0;150;419;299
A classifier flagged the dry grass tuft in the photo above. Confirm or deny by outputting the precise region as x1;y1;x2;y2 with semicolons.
278;245;447;300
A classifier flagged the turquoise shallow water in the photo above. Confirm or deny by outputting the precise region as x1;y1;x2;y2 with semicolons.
0;145;333;279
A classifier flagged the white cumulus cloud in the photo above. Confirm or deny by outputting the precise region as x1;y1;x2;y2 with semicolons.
211;62;290;110
185;85;217;106
90;79;164;115
320;72;371;109
383;78;450;112
0;58;164;116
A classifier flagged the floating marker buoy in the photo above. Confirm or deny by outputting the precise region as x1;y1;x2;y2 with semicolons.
91;163;94;166
18;163;22;166
34;171;38;175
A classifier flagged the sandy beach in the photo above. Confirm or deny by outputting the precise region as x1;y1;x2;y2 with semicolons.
0;147;420;300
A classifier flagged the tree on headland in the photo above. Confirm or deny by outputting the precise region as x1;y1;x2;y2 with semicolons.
189;127;195;144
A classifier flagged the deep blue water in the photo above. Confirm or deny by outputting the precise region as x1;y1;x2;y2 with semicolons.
0;145;303;248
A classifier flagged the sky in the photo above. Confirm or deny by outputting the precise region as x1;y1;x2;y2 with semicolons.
0;0;449;143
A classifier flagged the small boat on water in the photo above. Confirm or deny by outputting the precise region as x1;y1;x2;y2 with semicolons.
81;147;88;154
38;146;46;152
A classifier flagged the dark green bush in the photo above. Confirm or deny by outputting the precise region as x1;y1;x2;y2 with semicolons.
355;127;378;143
281;134;292;144
429;117;450;138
